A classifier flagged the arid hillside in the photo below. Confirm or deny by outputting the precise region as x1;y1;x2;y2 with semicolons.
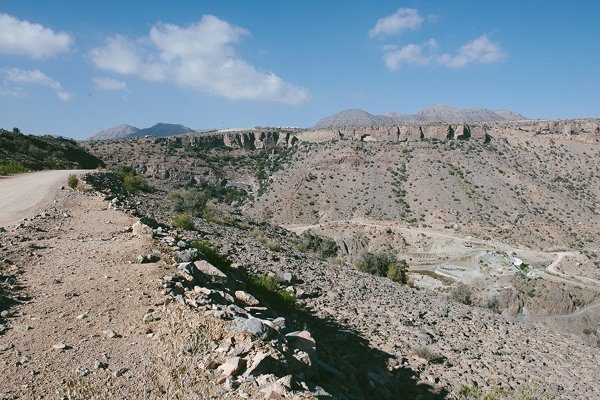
254;120;599;252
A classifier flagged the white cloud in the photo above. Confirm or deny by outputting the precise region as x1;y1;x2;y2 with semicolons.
437;35;506;67
2;67;72;100
93;76;128;91
89;15;309;105
0;13;72;58
381;35;506;70
369;8;423;38
383;39;438;70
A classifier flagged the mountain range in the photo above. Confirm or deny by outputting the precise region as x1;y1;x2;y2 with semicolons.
89;123;194;141
313;104;527;129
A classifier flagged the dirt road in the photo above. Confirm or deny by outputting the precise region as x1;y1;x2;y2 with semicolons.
0;170;87;228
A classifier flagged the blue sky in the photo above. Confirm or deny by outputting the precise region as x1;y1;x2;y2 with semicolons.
0;0;599;138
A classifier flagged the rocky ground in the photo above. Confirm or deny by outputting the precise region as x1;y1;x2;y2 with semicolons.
1;171;600;399
2;119;596;399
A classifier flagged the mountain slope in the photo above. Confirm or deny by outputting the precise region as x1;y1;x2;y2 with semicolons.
313;109;398;129
89;124;140;141
131;123;194;138
89;123;195;141
0;129;104;170
314;104;526;128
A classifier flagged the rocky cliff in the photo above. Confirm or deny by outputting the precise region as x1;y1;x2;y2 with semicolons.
299;119;600;144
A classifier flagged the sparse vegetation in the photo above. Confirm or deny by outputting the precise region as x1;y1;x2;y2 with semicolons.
356;251;409;284
114;165;152;192
67;174;79;189
450;283;473;305
0;128;104;170
244;273;298;312
190;241;231;269
413;346;444;364
0;162;28;176
294;230;338;259
171;189;208;216
172;213;195;230
458;384;548;400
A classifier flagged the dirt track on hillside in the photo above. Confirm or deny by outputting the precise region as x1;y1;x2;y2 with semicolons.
0;170;88;228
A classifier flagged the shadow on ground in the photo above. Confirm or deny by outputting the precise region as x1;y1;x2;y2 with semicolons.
290;306;447;400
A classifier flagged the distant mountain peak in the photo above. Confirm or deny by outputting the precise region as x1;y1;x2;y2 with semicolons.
89;124;140;141
89;122;194;140
314;105;526;128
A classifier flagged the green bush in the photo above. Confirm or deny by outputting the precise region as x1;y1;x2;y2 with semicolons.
190;241;231;269
0;162;28;176
387;261;408;284
172;213;195;230
195;182;247;204
355;251;397;276
244;273;298;312
122;174;151;192
67;174;79;189
114;165;135;178
113;165;151;192
295;231;338;259
356;251;409;285
171;189;208;216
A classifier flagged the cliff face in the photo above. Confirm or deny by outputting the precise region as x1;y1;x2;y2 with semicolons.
151;130;299;150
298;119;600;144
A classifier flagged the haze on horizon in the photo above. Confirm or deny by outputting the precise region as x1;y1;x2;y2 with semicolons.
0;0;599;139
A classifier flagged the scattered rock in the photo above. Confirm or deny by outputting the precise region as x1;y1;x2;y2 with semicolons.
0;343;14;352
235;290;259;306
132;220;153;237
194;260;227;279
113;367;128;377
52;343;68;351
244;352;278;377
285;331;316;356
173;249;198;263
217;356;243;377
228;317;270;339
104;330;119;339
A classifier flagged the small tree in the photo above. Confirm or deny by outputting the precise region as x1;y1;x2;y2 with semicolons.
355;251;397;277
387;259;408;284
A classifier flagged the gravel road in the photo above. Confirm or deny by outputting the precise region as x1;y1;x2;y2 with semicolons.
0;170;87;228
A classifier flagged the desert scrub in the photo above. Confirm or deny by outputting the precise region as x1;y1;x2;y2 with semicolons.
171;189;208;216
386;262;409;284
0;162;28;176
244;273;298;312
122;174;151;192
356;251;409;284
114;165;152;192
172;213;195;230
294;230;338;260
458;384;548;400
413;346;444;364
250;228;281;252
450;283;473;305
67;174;79;189
190;241;231;269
